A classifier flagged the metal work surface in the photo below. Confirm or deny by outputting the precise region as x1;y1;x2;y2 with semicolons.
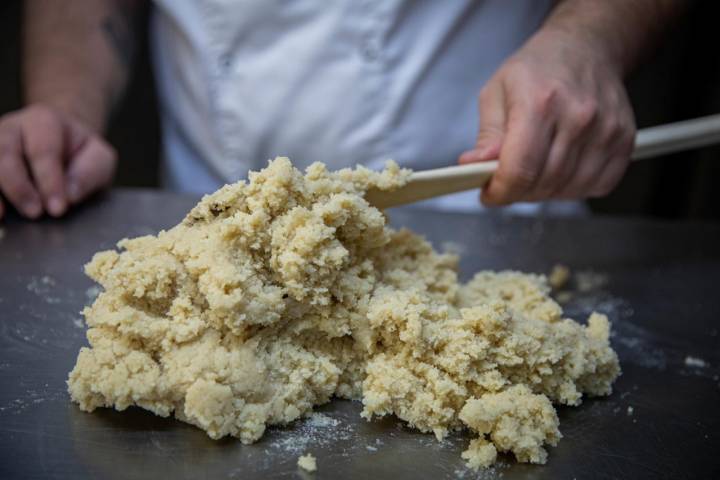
1;189;719;479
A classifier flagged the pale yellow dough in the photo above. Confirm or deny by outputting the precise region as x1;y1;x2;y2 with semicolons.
67;157;620;469
297;453;317;472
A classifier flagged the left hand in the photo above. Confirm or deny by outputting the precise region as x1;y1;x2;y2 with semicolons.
459;28;636;206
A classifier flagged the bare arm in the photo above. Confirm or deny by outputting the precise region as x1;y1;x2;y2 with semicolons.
0;0;140;220
460;0;685;205
24;0;139;131
545;0;683;76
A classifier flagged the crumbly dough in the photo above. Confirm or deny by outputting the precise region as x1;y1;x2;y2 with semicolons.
68;157;620;469
297;453;317;472
548;264;570;290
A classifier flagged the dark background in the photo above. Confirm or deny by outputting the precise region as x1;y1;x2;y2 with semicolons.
1;1;719;220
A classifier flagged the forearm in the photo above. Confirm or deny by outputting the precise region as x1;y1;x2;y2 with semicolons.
541;0;684;76
22;0;140;133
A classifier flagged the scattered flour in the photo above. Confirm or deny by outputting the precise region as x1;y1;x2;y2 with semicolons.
627;406;634;416
26;275;61;304
439;241;467;256
305;412;340;428
685;356;707;368
266;412;355;456
85;285;102;303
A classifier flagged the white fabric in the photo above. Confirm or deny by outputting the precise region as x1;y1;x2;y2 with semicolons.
151;0;558;212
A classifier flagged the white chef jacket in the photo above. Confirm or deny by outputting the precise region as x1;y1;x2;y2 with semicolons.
151;0;564;212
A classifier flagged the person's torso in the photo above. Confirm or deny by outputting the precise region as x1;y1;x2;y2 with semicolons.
151;0;553;210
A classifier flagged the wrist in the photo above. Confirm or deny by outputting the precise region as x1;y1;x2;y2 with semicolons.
530;23;626;78
536;0;653;78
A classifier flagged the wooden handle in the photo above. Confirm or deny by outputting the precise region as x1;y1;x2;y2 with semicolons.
365;161;498;208
366;114;720;209
633;114;720;160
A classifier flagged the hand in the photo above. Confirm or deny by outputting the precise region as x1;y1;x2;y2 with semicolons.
0;104;116;220
459;28;636;206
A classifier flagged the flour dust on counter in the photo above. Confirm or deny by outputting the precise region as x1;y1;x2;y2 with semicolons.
67;157;620;469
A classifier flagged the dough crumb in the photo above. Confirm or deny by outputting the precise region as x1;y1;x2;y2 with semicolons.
67;157;620;470
298;453;317;472
575;271;607;292
555;291;574;304
627;406;634;416
685;356;707;368
548;264;570;289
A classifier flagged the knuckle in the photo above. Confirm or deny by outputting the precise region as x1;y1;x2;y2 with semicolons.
571;99;599;130
25;134;62;160
26;104;59;124
600;118;622;143
92;138;118;166
531;86;557;113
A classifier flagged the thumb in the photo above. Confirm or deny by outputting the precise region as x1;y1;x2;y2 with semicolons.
65;136;117;204
459;82;507;164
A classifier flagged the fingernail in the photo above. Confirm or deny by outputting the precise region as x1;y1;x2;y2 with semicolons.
24;200;42;219
48;196;66;217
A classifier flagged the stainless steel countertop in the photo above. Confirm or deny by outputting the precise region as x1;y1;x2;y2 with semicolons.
1;189;719;479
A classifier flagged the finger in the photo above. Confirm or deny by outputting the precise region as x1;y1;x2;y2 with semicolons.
587;132;634;198
554;148;608;199
558;116;634;199
587;155;628;198
21;108;68;217
481;97;556;205
458;143;501;164
0;119;43;218
546;139;583;199
65;136;117;204
522;128;576;201
588;106;636;197
459;82;507;165
530;101;599;200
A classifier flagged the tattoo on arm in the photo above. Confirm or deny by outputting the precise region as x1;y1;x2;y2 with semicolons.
101;2;137;70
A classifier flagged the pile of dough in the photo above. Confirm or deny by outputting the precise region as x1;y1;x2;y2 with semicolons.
68;157;620;469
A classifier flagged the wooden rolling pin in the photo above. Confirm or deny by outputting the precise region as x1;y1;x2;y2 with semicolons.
365;114;720;209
